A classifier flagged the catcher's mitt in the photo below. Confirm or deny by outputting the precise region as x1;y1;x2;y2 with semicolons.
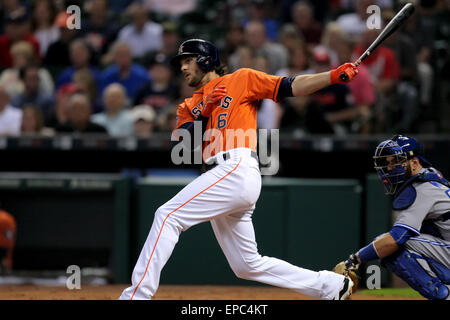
333;261;359;294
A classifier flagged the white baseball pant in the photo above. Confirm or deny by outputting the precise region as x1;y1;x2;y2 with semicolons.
119;148;345;300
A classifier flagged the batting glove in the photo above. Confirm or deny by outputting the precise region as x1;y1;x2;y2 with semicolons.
330;63;359;84
202;85;227;118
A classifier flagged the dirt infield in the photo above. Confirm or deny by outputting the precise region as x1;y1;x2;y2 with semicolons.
0;285;425;300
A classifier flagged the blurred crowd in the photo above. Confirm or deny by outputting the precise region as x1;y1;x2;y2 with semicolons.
0;0;449;138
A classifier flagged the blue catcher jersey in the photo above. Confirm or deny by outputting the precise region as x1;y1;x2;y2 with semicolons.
393;168;450;242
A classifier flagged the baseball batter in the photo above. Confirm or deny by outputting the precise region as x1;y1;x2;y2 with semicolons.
339;135;450;300
119;39;359;300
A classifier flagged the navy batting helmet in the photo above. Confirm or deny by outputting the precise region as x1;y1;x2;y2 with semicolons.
170;39;220;72
391;135;432;168
373;139;408;195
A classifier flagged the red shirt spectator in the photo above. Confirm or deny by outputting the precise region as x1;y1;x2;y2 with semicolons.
347;64;376;106
0;9;40;69
354;45;400;83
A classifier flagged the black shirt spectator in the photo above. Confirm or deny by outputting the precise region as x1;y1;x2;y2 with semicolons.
43;12;78;68
55;93;106;134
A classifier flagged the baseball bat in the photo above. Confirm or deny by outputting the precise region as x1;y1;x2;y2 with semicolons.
339;2;415;82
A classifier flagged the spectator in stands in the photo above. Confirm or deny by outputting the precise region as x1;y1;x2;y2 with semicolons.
143;0;198;17
55;39;102;89
434;0;450;131
91;83;134;137
242;0;279;42
44;12;78;68
107;0;134;13
336;35;375;134
157;105;177;132
139;22;181;67
276;39;314;131
291;1;323;47
336;0;376;42
46;83;79;129
31;0;60;58
0;41;54;99
244;20;288;73
0;8;41;69
278;23;305;53
253;53;282;130
280;94;333;135
228;45;256;72
309;47;356;135
159;22;181;58
100;42;150;100
72;68;102;113
276;39;312;78
10;65;54;122
0;86;22;136
382;9;420;133
117;2;163;60
131;104;156;138
222;23;246;58
80;0;120;59
355;28;402;132
319;22;346;68
20;104;54;136
401;1;436;110
134;53;179;115
0;0;23;34
355;29;400;94
55;93;107;134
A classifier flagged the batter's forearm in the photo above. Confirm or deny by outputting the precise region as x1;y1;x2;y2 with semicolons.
291;72;332;97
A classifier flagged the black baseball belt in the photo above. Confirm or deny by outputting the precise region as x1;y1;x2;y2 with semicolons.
202;151;259;172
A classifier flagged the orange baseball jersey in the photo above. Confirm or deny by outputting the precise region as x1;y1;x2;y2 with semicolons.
176;68;282;159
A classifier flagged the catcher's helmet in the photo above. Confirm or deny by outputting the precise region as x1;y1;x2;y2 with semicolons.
391;135;432;168
373;139;408;195
170;39;220;72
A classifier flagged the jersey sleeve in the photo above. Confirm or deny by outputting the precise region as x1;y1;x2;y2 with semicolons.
393;183;436;235
175;99;195;129
239;68;283;103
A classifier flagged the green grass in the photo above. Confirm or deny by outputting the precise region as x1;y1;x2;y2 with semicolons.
358;288;423;298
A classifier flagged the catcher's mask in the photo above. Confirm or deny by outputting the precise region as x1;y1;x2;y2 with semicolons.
373;139;408;195
170;39;220;73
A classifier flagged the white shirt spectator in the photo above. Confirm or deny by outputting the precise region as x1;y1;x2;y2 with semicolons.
118;21;163;59
0;67;55;98
144;0;197;17
34;26;60;57
336;13;367;41
0;104;23;135
90;109;134;137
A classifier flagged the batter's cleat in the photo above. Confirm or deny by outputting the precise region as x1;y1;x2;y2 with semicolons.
333;277;354;300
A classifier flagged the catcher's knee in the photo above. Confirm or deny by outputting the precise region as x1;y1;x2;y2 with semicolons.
381;249;449;300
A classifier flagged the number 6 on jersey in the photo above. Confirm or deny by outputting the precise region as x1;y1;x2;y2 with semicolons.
218;113;228;129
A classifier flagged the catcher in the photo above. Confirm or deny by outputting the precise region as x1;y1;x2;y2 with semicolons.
334;135;450;300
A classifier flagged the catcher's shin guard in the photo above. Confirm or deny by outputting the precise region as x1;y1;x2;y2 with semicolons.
381;249;449;300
